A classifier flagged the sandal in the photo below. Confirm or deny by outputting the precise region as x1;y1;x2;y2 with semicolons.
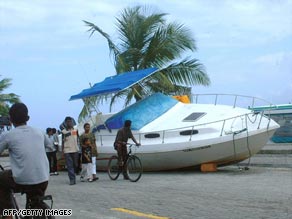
93;177;99;181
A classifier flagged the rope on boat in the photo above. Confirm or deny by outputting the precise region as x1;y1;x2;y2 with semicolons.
246;113;258;124
244;115;252;169
232;126;251;171
232;111;267;170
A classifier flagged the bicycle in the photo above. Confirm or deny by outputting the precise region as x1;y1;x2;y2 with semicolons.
107;143;143;182
0;164;55;219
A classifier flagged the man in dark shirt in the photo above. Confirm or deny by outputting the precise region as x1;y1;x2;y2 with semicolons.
114;120;140;179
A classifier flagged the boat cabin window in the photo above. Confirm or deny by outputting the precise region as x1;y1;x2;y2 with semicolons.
180;130;199;135
183;112;206;122
144;133;160;138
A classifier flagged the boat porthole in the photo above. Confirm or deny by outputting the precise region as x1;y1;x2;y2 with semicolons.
144;133;160;138
180;130;199;136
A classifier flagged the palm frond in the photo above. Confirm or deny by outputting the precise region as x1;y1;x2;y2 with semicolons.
83;20;121;66
0;78;12;92
0;77;20;116
0;93;20;104
78;94;113;122
161;59;210;86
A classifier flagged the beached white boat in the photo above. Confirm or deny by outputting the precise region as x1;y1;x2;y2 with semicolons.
70;68;279;171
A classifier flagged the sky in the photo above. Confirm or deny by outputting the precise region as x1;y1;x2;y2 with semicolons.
0;0;292;130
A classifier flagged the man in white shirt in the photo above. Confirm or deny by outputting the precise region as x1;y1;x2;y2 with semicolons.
62;117;79;185
0;103;50;217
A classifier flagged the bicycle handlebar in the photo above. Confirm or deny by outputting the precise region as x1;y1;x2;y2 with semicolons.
126;143;141;147
0;164;10;171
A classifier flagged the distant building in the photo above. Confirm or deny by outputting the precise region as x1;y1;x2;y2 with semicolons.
252;104;292;143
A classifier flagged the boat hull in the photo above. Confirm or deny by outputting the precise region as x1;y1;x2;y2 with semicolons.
96;128;277;171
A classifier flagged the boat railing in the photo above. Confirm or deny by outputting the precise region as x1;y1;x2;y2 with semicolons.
96;110;269;146
191;93;275;109
148;111;268;143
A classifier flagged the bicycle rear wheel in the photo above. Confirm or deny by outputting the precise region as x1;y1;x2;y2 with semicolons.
34;201;55;219
107;155;120;180
126;155;142;182
27;195;55;219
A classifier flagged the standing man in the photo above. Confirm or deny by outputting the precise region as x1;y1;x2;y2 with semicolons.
52;128;60;152
45;128;59;176
0;103;50;217
80;123;99;181
61;117;79;185
114;120;140;180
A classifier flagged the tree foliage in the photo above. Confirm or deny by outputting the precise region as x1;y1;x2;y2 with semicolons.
0;77;20;116
80;5;210;121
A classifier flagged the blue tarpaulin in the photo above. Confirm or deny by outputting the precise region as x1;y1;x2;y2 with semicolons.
69;67;159;100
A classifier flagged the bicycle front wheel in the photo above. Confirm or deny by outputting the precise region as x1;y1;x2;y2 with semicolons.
107;155;120;180
126;155;142;182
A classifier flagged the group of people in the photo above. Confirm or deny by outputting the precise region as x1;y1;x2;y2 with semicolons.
61;117;140;184
45;122;98;182
61;117;98;185
0;102;140;218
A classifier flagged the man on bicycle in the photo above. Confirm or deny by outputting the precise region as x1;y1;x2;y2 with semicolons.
114;120;140;180
0;103;51;218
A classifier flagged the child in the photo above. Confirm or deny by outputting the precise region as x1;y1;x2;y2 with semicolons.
80;123;99;181
80;137;93;182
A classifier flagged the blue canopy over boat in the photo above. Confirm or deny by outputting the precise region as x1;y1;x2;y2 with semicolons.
69;67;159;100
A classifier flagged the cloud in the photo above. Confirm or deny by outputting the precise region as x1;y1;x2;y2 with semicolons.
253;51;292;80
180;0;292;47
255;52;292;65
1;0;291;50
0;1;118;41
0;0;131;30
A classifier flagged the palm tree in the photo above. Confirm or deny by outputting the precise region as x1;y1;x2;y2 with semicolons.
0;77;20;116
80;5;210;120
